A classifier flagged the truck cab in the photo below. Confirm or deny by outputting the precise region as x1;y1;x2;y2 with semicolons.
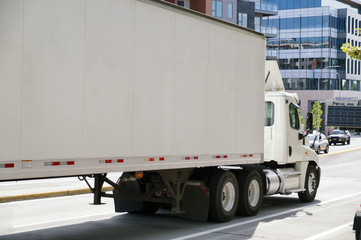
263;61;320;199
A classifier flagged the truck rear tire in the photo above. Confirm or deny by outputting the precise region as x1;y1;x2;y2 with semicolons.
298;165;318;202
237;170;263;216
208;171;239;222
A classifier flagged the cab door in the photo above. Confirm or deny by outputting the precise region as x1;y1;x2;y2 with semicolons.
287;102;305;164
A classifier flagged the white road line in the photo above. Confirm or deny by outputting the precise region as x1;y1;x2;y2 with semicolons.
171;191;361;240
303;221;353;240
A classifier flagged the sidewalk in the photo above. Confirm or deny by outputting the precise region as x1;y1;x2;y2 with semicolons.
0;173;120;203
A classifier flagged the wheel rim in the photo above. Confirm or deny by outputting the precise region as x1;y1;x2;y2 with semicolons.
222;182;236;212
248;179;260;207
308;172;317;195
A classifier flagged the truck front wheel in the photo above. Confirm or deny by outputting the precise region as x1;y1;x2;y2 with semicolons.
298;165;318;202
356;230;360;240
237;170;263;216
208;171;239;222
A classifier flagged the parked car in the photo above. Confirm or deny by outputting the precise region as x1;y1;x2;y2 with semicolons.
327;130;351;145
308;133;329;154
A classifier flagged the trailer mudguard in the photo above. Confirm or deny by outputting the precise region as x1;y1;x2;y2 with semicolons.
113;179;142;213
180;181;210;221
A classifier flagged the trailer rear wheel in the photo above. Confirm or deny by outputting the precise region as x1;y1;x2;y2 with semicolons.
298;165;318;202
237;170;263;216
208;171;239;222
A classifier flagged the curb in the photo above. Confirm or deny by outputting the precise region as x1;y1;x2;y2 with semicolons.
319;147;361;157
0;186;114;203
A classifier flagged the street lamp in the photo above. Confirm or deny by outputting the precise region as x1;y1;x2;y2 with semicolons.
336;72;341;99
317;65;339;103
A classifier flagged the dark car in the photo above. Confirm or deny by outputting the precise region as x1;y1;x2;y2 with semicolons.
308;133;329;154
327;130;351;145
353;207;361;240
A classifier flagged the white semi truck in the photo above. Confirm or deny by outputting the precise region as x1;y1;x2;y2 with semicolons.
0;0;320;222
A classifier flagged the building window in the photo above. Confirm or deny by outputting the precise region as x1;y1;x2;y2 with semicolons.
227;2;233;19
356;20;358;32
238;13;248;28
355;60;358;74
348;16;351;33
347;59;350;73
216;1;223;17
255;17;261;31
177;1;184;6
212;0;216;16
212;0;223;18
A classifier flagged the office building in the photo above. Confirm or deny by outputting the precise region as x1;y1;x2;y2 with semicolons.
263;0;361;131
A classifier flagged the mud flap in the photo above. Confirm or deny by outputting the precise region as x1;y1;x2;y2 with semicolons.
180;181;209;221
113;179;142;213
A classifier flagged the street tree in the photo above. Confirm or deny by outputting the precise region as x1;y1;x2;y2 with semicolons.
312;101;323;130
341;29;361;59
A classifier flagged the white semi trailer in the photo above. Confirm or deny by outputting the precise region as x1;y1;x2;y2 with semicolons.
0;0;320;222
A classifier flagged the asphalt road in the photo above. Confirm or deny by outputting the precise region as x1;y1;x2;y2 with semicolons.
1;138;361;240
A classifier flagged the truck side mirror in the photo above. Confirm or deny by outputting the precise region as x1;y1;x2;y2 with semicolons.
306;112;313;131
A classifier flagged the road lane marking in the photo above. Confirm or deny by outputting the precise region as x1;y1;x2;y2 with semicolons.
303;221;353;240
171;191;361;240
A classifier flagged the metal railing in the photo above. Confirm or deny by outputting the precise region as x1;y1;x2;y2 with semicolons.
255;25;278;35
252;1;278;12
266;49;277;58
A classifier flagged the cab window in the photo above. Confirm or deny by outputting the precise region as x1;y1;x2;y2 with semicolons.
289;104;300;130
265;102;274;126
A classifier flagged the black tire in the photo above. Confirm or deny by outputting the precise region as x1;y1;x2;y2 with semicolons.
208;171;239;222
298;165;318;202
356;229;360;240
342;139;346;145
324;145;329;154
237;170;263;216
316;147;320;154
122;172;160;215
135;201;160;215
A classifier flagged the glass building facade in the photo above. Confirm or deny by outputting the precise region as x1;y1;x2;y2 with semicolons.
264;0;361;93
